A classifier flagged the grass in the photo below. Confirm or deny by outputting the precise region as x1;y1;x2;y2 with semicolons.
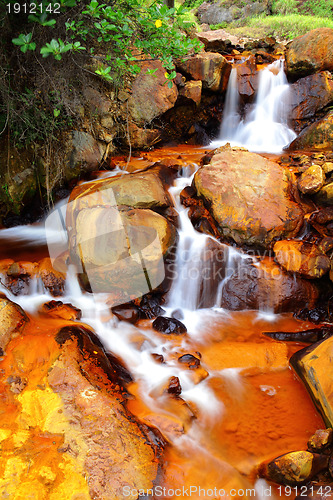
211;14;333;40
189;0;333;41
242;14;333;40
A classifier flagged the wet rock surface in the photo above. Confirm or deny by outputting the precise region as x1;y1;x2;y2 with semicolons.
273;240;330;279
152;316;187;335
194;147;304;247
0;324;162;499
290;111;333;151
290;72;333;130
263;326;333;343
0;297;28;354
259;451;328;485
291;336;333;428
220;257;319;313
176;52;231;92
286;28;333;80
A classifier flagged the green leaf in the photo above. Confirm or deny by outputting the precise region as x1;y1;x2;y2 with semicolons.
53;109;61;117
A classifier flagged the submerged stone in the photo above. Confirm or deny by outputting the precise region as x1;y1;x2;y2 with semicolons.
152;316;187;335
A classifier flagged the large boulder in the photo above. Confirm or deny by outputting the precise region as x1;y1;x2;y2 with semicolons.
291;336;333;428
0;297;28;354
289;111;333;151
127;61;178;127
70;207;177;298
289;72;333;129
66;167;177;301
197;1;267;26
193;148;304;247
69;165;174;211
196;29;241;53
286;28;333;80
220;257;318;313
235;56;258;102
0;324;162;499
177;52;231;92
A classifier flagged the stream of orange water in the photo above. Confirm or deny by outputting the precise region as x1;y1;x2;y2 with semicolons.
0;145;324;499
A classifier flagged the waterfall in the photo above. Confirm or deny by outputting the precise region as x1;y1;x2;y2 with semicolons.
211;59;297;154
166;168;250;314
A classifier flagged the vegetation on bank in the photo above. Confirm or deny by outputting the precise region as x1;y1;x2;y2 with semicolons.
187;0;333;40
0;0;201;148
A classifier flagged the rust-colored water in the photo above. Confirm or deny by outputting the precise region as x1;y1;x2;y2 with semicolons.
128;310;323;498
0;145;326;498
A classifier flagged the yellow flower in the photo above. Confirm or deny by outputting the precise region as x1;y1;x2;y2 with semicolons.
164;72;169;79
155;19;162;28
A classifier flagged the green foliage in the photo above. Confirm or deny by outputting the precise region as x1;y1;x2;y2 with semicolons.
12;33;36;53
210;22;229;30
0;0;203;148
40;39;73;60
298;0;333;17
240;14;333;39
271;0;299;15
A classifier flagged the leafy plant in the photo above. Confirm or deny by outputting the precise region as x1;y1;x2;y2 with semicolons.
40;39;73;60
12;33;36;53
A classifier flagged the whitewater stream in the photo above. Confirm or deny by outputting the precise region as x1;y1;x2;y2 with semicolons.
0;61;323;498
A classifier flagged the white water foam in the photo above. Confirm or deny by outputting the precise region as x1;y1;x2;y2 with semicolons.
211;59;297;153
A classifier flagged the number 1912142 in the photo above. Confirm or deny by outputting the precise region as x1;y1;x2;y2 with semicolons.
7;3;60;14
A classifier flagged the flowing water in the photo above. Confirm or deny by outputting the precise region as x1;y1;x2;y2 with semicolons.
211;59;297;153
0;145;324;498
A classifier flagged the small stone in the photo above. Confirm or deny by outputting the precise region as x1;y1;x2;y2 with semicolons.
166;376;182;396
259;451;328;485
298;165;325;195
308;429;333;452
178;354;200;369
171;309;184;320
111;303;140;324
322;162;333;174
39;301;82;321
318;237;333;254
152;316;187;335
151;353;164;363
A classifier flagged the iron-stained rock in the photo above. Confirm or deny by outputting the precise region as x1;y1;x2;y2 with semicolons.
259;451;328;485
194;148;304;247
298;165;325;195
286;28;333;80
273;240;330;279
307;429;333;452
291;336;333;427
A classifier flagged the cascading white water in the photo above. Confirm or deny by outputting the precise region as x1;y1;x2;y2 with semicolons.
166;168;250;318
211;59;297;153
